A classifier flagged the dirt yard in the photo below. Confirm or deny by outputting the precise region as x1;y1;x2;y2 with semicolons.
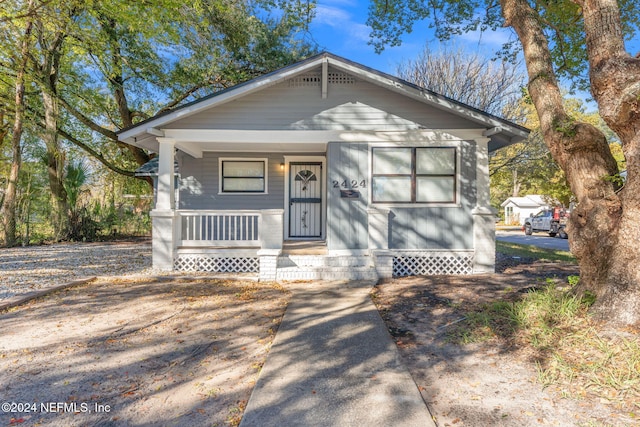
0;275;290;427
1;242;638;426
373;256;638;427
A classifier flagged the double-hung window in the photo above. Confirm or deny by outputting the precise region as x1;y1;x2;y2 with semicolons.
219;158;267;194
372;147;456;203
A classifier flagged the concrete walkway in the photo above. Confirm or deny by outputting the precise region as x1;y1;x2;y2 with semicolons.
240;280;436;427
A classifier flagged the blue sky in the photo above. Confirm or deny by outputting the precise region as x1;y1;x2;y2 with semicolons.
305;0;639;78
306;0;515;75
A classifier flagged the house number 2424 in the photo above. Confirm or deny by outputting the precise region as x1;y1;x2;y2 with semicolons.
332;179;367;189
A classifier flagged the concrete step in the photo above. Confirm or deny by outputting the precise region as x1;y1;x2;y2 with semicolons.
277;255;372;268
275;265;379;282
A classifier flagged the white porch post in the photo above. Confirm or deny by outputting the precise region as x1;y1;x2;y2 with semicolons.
472;137;496;273
150;137;177;270
258;209;284;281
156;137;176;210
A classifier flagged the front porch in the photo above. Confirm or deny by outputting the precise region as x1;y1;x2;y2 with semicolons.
151;209;480;281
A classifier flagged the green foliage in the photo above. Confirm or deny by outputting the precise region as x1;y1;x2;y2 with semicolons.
554;118;578;137
367;0;640;92
64;160;90;212
1;0;318;245
14;160;53;245
449;278;593;348
490;94;622;210
601;172;625;188
367;0;503;53
496;241;576;263
455;276;640;407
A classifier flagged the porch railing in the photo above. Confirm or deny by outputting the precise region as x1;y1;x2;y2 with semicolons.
178;210;261;247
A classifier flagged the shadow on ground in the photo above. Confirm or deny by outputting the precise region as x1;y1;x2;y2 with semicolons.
240;281;434;427
0;276;289;426
372;259;625;426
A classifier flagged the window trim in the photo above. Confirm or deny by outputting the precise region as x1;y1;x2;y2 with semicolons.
218;158;268;195
371;146;458;205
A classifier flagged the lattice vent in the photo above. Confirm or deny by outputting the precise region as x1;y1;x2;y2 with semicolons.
174;256;259;273
327;72;356;84
289;73;321;87
393;254;474;276
288;72;356;87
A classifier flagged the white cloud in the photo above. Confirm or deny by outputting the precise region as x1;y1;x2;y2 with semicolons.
313;3;371;44
457;24;515;49
314;4;351;26
321;0;358;8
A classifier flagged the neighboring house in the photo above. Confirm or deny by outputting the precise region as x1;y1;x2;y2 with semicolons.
118;52;529;281
501;195;550;225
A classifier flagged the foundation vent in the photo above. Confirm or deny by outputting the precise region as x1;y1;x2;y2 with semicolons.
174;255;259;273
393;254;474;276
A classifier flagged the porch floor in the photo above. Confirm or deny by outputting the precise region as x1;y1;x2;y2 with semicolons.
282;240;327;255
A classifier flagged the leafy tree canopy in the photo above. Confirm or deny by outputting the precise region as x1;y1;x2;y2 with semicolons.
367;0;640;91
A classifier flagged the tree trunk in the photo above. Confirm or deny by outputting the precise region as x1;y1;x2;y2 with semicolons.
42;90;69;240
35;20;70;241
2;2;34;247
578;0;640;325
0;110;8;145
511;169;520;197
4;132;22;247
500;0;640;327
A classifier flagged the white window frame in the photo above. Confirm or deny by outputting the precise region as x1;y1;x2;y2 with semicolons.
370;144;461;207
218;157;269;195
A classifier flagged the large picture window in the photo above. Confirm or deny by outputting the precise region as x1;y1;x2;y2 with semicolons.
372;147;456;203
220;159;267;194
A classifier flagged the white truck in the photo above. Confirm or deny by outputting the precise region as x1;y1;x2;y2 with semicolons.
523;207;569;239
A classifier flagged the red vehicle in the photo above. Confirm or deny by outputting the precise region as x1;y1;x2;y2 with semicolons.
523;207;569;239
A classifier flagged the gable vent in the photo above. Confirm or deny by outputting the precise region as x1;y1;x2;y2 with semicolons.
288;72;356;87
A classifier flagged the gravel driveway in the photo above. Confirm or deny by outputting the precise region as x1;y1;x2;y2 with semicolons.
0;239;152;301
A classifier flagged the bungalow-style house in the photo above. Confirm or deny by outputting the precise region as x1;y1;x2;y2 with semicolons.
118;52;529;281
500;195;550;225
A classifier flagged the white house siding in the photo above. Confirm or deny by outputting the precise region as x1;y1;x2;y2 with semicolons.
325;140;476;252
326;142;369;251
384;140;476;250
164;70;478;132
178;151;319;210
389;208;473;249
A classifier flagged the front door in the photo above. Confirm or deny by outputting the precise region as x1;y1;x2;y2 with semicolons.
289;162;322;238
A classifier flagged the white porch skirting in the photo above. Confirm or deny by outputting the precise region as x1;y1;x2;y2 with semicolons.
391;250;475;276
172;249;475;281
163;209;481;280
